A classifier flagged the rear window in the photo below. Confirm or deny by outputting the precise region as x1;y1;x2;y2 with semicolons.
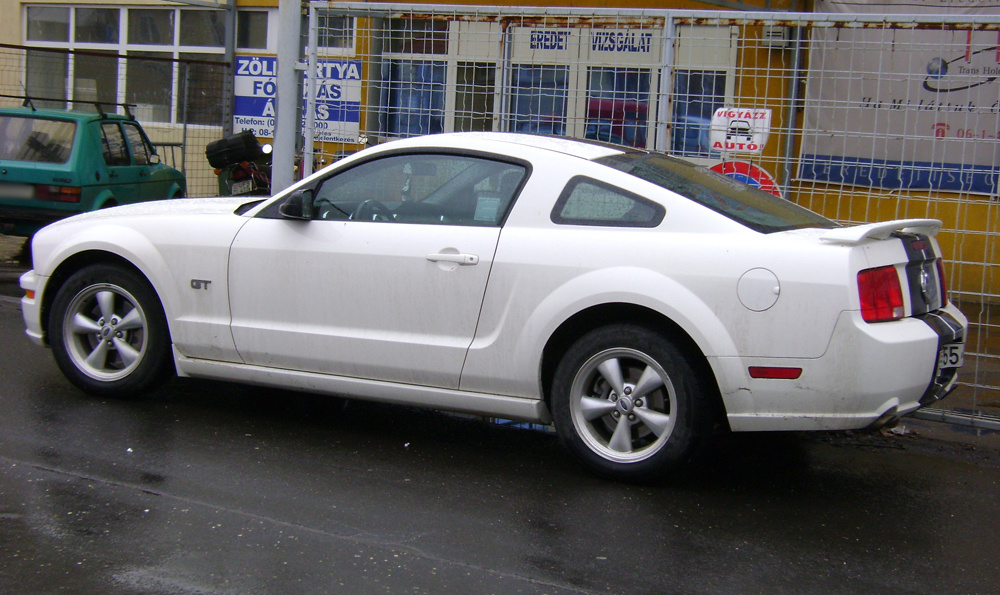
0;115;76;164
596;152;838;233
552;176;664;227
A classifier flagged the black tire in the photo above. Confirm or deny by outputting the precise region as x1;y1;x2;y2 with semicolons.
551;324;709;483
48;264;173;398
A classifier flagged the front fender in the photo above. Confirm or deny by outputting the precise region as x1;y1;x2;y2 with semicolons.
34;223;183;329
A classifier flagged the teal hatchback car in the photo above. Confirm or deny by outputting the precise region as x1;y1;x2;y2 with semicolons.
0;105;186;237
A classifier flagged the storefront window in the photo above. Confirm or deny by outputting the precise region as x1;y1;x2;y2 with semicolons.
179;54;225;126
671;70;726;158
319;15;354;50
73;51;118;104
387;61;446;136
25;49;67;106
127;51;173;122
455;63;495;132
128;9;174;45
237;11;268;50
509;65;568;136
76;8;119;44
26;6;69;42
585;68;650;148
180;10;225;47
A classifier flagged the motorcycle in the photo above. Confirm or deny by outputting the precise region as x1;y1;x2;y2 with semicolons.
205;131;272;196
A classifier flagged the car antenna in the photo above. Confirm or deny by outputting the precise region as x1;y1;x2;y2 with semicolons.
0;93;37;111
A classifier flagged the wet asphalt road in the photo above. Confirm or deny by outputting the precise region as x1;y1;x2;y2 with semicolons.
2;260;1000;593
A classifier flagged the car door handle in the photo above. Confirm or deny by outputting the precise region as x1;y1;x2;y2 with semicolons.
426;253;479;266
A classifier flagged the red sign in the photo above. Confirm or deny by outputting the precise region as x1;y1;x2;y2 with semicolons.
710;161;782;198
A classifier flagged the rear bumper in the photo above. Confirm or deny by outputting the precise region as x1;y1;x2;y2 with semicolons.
0;205;76;236
720;302;968;432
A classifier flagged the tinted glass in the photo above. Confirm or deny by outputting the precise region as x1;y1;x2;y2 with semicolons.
101;123;130;166
552;177;664;227
596;152;837;233
308;153;527;226
509;64;568;136
0;116;76;164
237;11;268;49
74;51;118;104
387;61;446;136
76;8;120;44
25;50;68;107
180;10;225;46
128;9;173;45
126;52;172;122
585;68;650;149
26;6;69;42
123;123;151;165
672;70;726;158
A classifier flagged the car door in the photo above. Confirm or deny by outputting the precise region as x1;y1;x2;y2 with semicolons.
228;151;527;389
99;122;139;204
121;121;170;201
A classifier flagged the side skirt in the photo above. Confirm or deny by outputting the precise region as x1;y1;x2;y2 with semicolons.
173;349;552;424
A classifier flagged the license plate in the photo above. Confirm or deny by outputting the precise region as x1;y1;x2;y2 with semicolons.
0;183;35;200
231;179;254;195
938;343;964;369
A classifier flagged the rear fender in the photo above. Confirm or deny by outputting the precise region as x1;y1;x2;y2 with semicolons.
522;267;742;400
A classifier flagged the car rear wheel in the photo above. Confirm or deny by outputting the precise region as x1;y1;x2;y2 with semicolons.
551;324;708;483
49;264;172;398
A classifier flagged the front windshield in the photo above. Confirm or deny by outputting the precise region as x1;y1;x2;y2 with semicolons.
596;152;838;234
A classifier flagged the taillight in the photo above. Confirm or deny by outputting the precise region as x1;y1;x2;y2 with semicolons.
858;265;904;322
35;185;82;203
936;258;949;307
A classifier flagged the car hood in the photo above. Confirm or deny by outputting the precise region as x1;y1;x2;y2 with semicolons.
63;196;258;222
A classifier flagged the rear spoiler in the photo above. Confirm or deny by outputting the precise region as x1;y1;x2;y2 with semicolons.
820;219;942;245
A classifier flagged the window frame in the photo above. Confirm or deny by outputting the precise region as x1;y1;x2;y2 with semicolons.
262;149;532;227
22;6;268;124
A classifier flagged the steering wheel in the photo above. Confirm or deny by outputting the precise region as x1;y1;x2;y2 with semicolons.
314;198;351;220
352;199;394;222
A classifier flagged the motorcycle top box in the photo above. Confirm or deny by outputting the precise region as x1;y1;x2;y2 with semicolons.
206;130;265;169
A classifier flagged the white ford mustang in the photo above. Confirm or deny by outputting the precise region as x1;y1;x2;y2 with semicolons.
20;133;967;481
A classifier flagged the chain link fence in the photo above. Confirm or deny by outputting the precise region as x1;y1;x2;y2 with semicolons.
289;4;999;424
0;43;229;197
1;4;996;426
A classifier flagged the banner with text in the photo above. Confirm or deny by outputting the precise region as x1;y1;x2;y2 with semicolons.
233;55;362;143
799;1;1000;194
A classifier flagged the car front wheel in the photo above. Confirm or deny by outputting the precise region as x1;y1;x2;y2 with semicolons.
49;264;172;398
551;324;708;483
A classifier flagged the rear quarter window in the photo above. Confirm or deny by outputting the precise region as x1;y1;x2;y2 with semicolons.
0;115;76;164
551;176;664;227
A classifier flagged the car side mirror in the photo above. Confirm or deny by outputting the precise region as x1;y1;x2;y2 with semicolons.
148;153;161;165
278;190;314;220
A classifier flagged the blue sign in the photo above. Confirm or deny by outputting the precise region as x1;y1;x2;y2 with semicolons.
233;55;362;143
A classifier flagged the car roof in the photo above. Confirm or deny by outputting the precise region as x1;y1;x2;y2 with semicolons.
380;132;632;161
0;105;133;123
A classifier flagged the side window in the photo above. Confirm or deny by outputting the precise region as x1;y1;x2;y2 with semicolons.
101;122;130;166
310;153;527;226
552;176;664;227
122;122;152;165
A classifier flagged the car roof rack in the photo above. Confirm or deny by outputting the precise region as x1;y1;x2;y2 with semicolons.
0;94;137;119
